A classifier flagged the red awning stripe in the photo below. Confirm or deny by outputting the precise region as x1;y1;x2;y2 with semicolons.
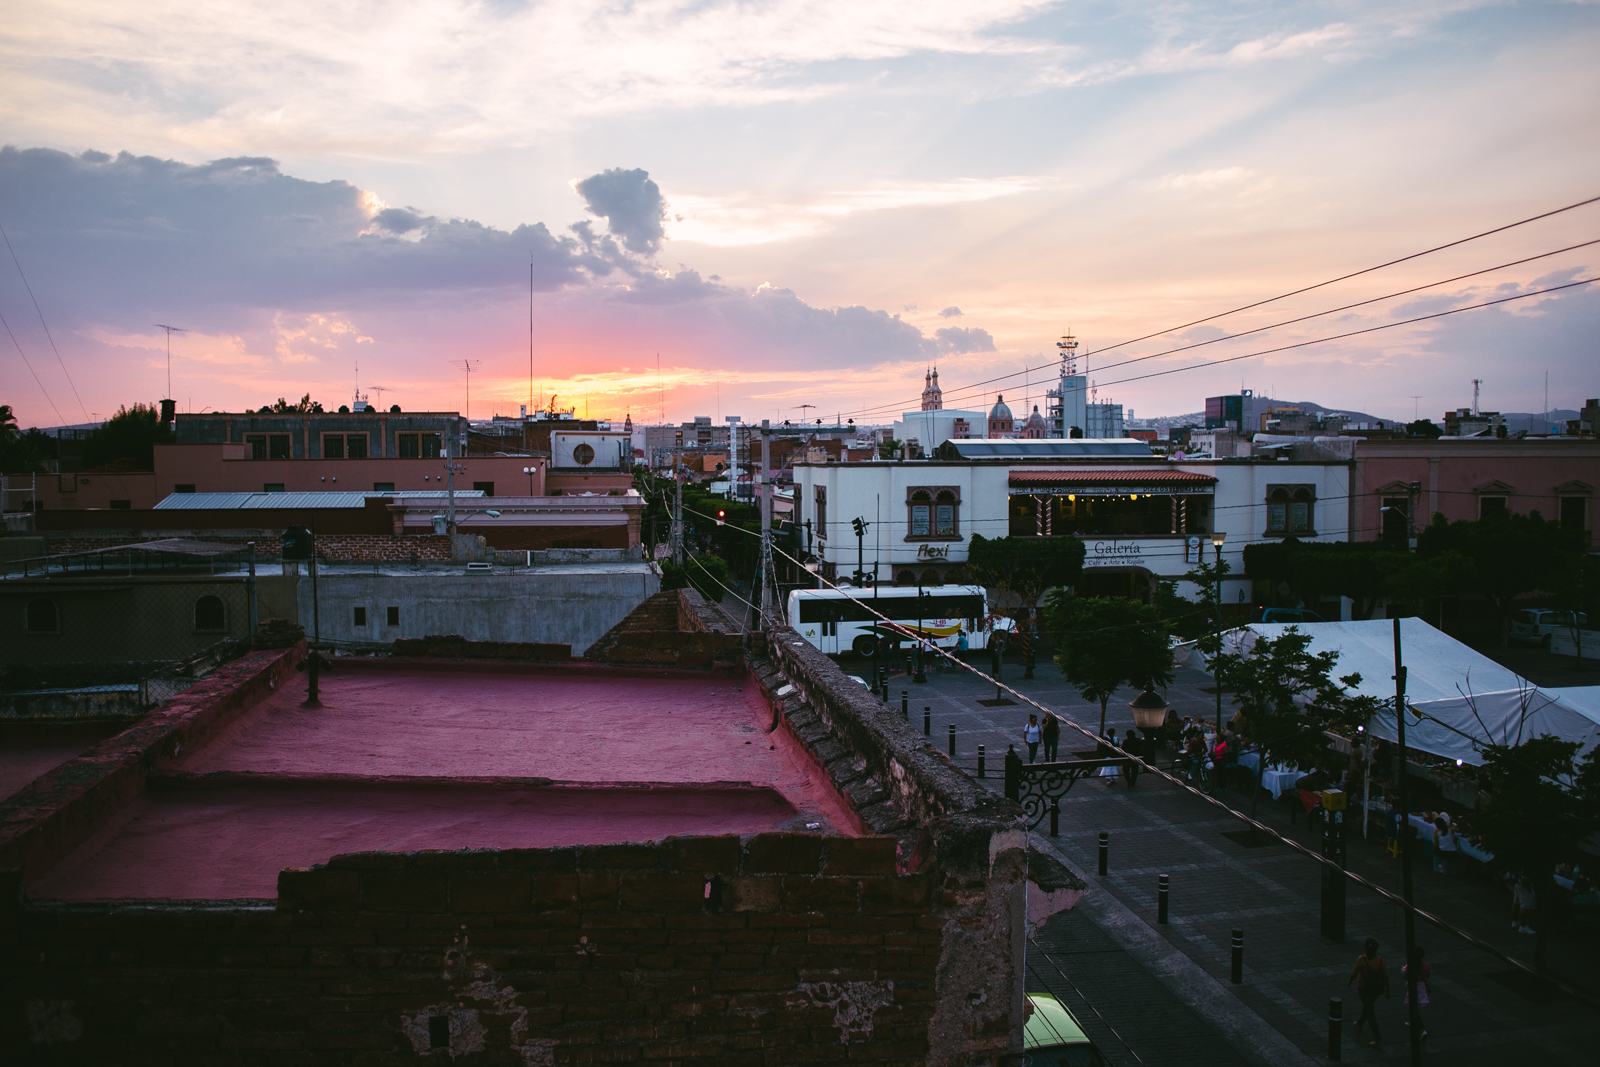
1008;469;1217;486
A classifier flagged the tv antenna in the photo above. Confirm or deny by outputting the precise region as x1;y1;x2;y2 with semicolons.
368;385;389;410
451;359;482;421
154;324;187;399
1408;395;1421;421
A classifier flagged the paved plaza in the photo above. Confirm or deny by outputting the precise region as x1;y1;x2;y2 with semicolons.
861;649;1600;1066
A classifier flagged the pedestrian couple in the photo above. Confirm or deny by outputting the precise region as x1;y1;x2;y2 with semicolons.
1023;712;1060;763
1347;938;1431;1049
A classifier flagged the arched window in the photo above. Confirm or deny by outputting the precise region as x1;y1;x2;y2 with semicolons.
26;598;59;634
909;490;932;537
194;595;227;632
906;486;961;540
1266;488;1289;534
896;569;917;586
921;568;942;587
1290;488;1314;534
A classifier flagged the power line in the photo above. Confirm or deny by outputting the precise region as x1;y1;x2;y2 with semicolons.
827;195;1600;422
0;302;68;426
1091;276;1597;392
757;539;1600;1008
1;222;90;423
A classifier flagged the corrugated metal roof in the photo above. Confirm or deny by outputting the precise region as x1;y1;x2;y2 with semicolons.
944;439;1152;458
1009;469;1217;486
155;490;483;510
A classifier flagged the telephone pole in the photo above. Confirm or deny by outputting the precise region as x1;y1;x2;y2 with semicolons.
758;420;775;626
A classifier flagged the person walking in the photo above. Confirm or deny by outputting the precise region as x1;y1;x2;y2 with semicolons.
1023;715;1041;763
1347;937;1390;1049
1402;945;1430;1040
1041;712;1060;763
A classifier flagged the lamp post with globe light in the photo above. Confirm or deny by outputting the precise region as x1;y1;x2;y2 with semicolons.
1211;530;1226;733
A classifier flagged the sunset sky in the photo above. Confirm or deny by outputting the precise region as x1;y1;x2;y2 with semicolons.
2;1;1597;429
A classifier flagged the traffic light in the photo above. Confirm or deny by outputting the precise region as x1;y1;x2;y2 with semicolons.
851;517;866;537
717;509;726;525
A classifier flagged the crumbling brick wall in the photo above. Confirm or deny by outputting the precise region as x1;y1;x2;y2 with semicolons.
34;530;452;562
5;835;948;1063
583;589;741;668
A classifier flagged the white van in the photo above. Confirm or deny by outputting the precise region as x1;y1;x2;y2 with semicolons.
1510;609;1587;646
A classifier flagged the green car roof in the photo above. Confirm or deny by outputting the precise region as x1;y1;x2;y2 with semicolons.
1024;993;1090;1049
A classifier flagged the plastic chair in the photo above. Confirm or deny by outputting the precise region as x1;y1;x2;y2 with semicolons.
1385;834;1402;859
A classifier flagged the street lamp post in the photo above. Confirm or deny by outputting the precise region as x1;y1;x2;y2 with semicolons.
1211;530;1227;733
522;465;536;494
914;587;930;683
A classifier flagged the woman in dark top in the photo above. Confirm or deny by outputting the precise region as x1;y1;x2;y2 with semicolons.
1347;937;1390;1049
1041;712;1060;763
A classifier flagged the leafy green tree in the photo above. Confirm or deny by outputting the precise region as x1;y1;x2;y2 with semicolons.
683;552;729;604
1243;540;1412;620
1418;511;1584;645
1405;419;1443;438
1153;579;1213;642
0;404;16;441
81;403;175;471
1478;736;1596;883
258;393;324;414
966;533;1086;641
877;437;902;459
1212;627;1382;822
1046;594;1174;736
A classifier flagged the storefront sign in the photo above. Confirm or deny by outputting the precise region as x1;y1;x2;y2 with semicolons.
916;543;950;559
1083;540;1146;568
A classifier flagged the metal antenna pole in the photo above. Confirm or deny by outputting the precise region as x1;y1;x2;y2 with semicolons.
1393;618;1423;1067
673;454;684;566
759;420;774;626
154;324;187;398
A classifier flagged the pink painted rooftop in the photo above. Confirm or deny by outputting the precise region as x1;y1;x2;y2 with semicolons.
29;663;859;901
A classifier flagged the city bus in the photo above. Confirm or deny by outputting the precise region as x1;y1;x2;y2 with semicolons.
786;584;1011;658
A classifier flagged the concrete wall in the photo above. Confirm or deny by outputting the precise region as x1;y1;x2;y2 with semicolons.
296;564;660;653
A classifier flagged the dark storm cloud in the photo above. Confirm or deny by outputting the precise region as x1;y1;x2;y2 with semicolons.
572;167;668;256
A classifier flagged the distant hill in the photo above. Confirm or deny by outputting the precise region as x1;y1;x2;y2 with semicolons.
1133;398;1392;431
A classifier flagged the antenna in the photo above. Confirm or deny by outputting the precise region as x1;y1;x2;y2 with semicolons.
154;324;187;398
1055;330;1078;375
537;257;544;422
797;404;815;420
1471;378;1482;416
451;359;482;421
1408;395;1421;421
368;385;388;410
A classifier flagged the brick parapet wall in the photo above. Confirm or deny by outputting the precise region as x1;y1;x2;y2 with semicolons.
3;834;949;1063
0;643;304;882
583;590;742;668
32;530;452;562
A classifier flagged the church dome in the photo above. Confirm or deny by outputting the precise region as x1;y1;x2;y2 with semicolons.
988;395;1013;421
1024;405;1046;431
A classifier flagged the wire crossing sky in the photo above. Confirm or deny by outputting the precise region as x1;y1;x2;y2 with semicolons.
0;1;1596;427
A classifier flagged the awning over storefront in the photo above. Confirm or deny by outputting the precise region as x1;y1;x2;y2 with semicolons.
1007;469;1217;496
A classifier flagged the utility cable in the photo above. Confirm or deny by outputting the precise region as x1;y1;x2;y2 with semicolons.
1027;945;1145;1064
1090;276;1597;392
0;301;68;427
758;537;1600;1009
0;222;90;423
824;201;1600;422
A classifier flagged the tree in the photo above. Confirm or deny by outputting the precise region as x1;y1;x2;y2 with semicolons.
260;393;323;414
81;403;175;471
877;438;902;460
1417;511;1584;645
1046;594;1174;736
1405;419;1443;439
1211;627;1382;824
1243;540;1413;620
683;552;729;604
966;533;1086;642
0;404;16;441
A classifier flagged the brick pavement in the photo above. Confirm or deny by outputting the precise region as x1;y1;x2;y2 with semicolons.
857;650;1600;1065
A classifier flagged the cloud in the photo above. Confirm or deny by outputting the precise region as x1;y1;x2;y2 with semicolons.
933;326;996;353
939;306;963;317
0;145;989;420
573;167;668;256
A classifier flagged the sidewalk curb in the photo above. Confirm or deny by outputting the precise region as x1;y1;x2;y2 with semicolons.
1032;835;1322;1067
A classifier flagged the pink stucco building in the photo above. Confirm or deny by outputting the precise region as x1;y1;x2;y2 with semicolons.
1352;437;1598;545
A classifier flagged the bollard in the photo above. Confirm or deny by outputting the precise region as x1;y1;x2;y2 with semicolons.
901;691;908;719
1231;929;1244;984
978;745;986;779
1327;997;1342;1061
1097;831;1109;876
948;724;956;757
1157;873;1169;924
924;707;931;737
1050;800;1059;838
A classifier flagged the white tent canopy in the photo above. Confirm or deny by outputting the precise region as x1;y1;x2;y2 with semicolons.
1193;618;1600;766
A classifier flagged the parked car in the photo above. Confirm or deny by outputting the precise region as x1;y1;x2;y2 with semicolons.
1022;992;1107;1066
1511;609;1588;646
1257;607;1325;624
